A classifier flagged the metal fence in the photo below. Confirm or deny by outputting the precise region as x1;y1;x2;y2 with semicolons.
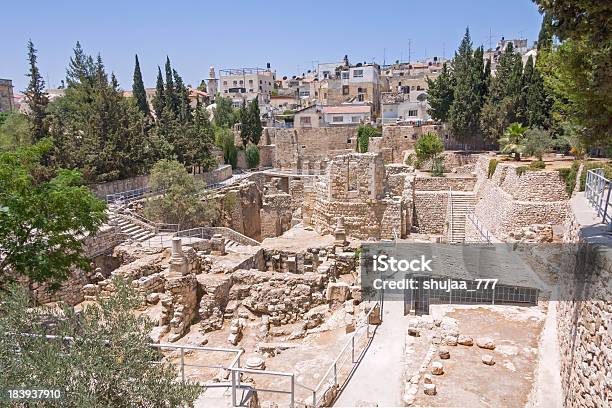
584;169;612;230
466;211;492;243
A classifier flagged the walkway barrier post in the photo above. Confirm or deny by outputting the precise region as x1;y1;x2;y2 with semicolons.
351;336;355;363
180;347;185;383
290;374;295;408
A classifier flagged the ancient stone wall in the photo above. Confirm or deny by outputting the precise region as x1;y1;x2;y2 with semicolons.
413;176;476;192
260;193;293;240
557;213;612;408
412;192;448;235
213;182;263;240
473;156;569;240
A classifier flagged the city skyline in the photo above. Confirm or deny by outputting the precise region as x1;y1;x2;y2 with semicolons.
2;0;543;92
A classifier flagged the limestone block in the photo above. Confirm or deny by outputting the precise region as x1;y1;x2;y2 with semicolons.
431;361;444;375
481;354;495;365
438;348;450;359
444;335;458;346
458;335;474;346
423;383;437;396
477;337;496;350
325;282;350;302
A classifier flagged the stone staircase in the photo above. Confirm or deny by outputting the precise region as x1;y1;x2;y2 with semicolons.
107;212;156;242
447;192;476;243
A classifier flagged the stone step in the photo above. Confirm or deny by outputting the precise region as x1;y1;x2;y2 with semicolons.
137;232;156;242
122;225;141;234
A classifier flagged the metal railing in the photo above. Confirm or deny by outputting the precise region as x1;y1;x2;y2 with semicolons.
466;211;492;244
584;169;612;230
311;301;381;407
150;343;243;384
447;187;454;243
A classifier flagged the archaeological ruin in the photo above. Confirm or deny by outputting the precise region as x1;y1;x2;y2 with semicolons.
17;125;611;408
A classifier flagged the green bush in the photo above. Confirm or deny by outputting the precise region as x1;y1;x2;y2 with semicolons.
415;132;444;174
558;160;580;195
356;125;381;153
487;159;498;178
515;166;528;176
432;157;445;177
245;143;260;169
528;160;546;170
222;132;237;169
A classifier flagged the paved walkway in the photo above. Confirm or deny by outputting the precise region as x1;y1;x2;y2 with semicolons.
334;301;408;407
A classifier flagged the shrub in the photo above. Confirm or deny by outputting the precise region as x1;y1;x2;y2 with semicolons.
415;132;444;174
515;166;528;176
487;159;498;178
524;128;552;160
356;125;380;153
557;160;580;195
528;160;546;170
245;143;260;169
432;157;445;177
222;131;237;169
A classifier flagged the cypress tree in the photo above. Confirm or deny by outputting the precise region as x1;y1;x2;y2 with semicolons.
447;28;484;145
239;101;249;147
152;67;165;120
249;98;262;145
164;57;177;115
480;43;524;141
173;69;191;124
426;62;454;123
132;54;149;116
24;40;49;142
522;56;550;128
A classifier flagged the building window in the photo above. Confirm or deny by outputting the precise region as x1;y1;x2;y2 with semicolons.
416;85;421;91
351;116;361;123
299;91;310;97
300;116;311;126
342;85;349;95
408;110;418;117
323;71;330;78
353;69;363;78
223;81;227;85
249;79;253;84
332;116;344;123
341;72;349;79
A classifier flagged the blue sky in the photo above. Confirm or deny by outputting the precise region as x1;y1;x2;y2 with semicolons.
2;0;543;92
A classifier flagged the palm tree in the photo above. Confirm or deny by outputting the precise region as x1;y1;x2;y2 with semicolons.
499;122;528;161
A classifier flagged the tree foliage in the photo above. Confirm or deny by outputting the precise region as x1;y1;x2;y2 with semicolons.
24;40;49;143
245;143;260;169
0;281;202;406
447;29;488;144
0;112;32;151
533;0;611;149
213;95;238;128
356;125;380;153
0;140;106;285
415;132;444;173
145;159;217;228
499;122;528;160
524;127;552;160
426;63;455;123
132;54;149;116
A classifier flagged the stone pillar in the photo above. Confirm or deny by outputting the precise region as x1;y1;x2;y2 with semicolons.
211;234;226;255
169;237;187;275
334;217;348;246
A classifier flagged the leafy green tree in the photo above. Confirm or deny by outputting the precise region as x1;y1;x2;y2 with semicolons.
0;112;32;151
173;69;191;124
448;29;487;145
521;56;550;128
524;127;552;160
214;95;237;128
152;66;165;120
132;54;149;116
426;63;455;123
0;140;106;285
145;159;217;228
480;42;524;142
0;281;202;406
49;47;152;182
164;57;177;116
415;132;444;173
499;122;528;160
66;41;94;85
24;40;49;143
245;143;260;169
533;0;611;148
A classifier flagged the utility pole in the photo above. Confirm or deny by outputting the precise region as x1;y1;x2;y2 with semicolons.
488;27;493;51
